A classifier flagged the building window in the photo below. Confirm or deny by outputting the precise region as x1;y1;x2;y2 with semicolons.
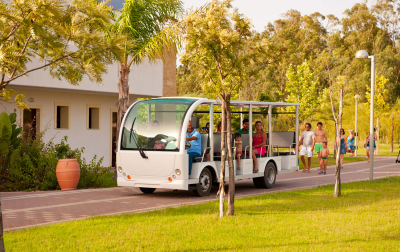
87;105;101;130
54;103;70;129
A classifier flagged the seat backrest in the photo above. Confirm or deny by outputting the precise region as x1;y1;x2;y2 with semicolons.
239;133;251;152
213;134;221;153
200;134;208;153
270;132;296;148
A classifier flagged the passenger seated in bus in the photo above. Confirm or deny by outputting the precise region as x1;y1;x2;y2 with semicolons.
145;120;160;130
201;122;210;133
237;118;250;134
201;122;210;161
252;121;267;173
154;136;165;150
234;133;243;170
186;120;201;175
216;121;222;133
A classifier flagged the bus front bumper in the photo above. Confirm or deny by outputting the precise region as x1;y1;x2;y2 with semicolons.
117;177;189;190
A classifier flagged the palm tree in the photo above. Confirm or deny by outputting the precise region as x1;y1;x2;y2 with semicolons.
112;0;183;155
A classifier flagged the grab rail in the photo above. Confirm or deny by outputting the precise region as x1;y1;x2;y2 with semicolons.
201;147;211;162
244;145;250;159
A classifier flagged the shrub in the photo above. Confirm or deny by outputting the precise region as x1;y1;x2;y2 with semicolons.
2;135;109;191
54;136;108;188
7;135;59;191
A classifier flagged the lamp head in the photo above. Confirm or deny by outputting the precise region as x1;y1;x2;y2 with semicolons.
354;94;360;99
355;50;369;59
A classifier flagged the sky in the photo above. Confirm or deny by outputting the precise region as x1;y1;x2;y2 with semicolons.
107;0;368;64
183;0;366;32
108;0;367;32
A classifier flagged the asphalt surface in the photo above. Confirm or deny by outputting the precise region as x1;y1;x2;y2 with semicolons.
1;156;399;232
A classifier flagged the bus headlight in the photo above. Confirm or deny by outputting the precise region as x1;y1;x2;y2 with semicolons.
123;172;126;177
175;169;181;176
117;166;123;173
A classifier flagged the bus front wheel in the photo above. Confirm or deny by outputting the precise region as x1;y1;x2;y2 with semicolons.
193;168;212;197
139;187;156;194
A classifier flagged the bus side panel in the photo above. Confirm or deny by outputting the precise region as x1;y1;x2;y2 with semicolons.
174;153;189;180
190;162;218;181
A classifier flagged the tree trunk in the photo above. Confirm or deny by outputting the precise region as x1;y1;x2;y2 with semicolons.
376;117;379;155
391;114;394;153
217;97;226;218
226;99;235;216
0;200;4;252
333;123;337;158
334;89;343;197
113;63;130;181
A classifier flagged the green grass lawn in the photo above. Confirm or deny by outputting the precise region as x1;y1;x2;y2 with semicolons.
5;176;400;251
374;143;400;156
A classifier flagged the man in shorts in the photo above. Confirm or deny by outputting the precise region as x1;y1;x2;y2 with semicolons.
314;122;327;174
299;123;315;172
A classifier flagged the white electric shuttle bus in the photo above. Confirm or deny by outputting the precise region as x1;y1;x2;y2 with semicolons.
116;98;300;196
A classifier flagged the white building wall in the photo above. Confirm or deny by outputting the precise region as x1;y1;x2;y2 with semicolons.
3;88;138;167
8;58;163;97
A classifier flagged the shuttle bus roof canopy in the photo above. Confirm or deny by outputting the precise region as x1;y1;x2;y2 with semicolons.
151;97;300;108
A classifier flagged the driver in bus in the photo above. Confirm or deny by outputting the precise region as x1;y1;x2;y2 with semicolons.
186;120;201;175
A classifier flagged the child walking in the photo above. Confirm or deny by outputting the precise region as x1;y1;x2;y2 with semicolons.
234;133;243;170
319;142;329;174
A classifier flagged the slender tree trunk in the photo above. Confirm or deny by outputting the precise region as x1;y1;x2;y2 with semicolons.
333;123;337;158
334;89;343;197
0;199;4;252
113;63;130;180
376;117;379;155
391;114;394;153
217;97;226;218
226;99;235;216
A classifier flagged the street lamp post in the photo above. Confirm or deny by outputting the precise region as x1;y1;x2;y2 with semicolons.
355;50;375;181
354;94;360;157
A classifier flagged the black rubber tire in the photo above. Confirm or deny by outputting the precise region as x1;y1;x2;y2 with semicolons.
193;168;212;197
139;187;156;194
258;162;277;189
253;177;262;188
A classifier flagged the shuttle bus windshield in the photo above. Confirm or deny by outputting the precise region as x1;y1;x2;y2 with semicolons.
120;98;196;151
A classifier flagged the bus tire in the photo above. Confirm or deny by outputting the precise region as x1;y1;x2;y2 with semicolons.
253;177;262;188
193;168;212;197
139;187;156;194
259;162;276;189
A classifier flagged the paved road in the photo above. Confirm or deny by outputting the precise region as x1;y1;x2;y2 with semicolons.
1;157;399;232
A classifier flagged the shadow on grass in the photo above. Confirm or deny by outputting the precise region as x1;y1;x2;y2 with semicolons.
139;176;400;218
170;238;372;252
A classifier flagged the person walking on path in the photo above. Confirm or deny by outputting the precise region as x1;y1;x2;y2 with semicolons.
314;122;327;173
252;121;267;173
319;142;329;174
366;128;377;163
335;128;348;169
347;130;355;157
299;123;315;172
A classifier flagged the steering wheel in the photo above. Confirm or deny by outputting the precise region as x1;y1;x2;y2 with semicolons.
185;141;191;149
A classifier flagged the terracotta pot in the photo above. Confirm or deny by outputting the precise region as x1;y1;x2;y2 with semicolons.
56;159;80;190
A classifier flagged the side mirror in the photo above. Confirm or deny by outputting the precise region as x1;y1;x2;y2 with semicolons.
191;117;200;129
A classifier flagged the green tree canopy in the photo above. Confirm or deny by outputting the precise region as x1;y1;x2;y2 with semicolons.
0;0;125;88
284;61;318;121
